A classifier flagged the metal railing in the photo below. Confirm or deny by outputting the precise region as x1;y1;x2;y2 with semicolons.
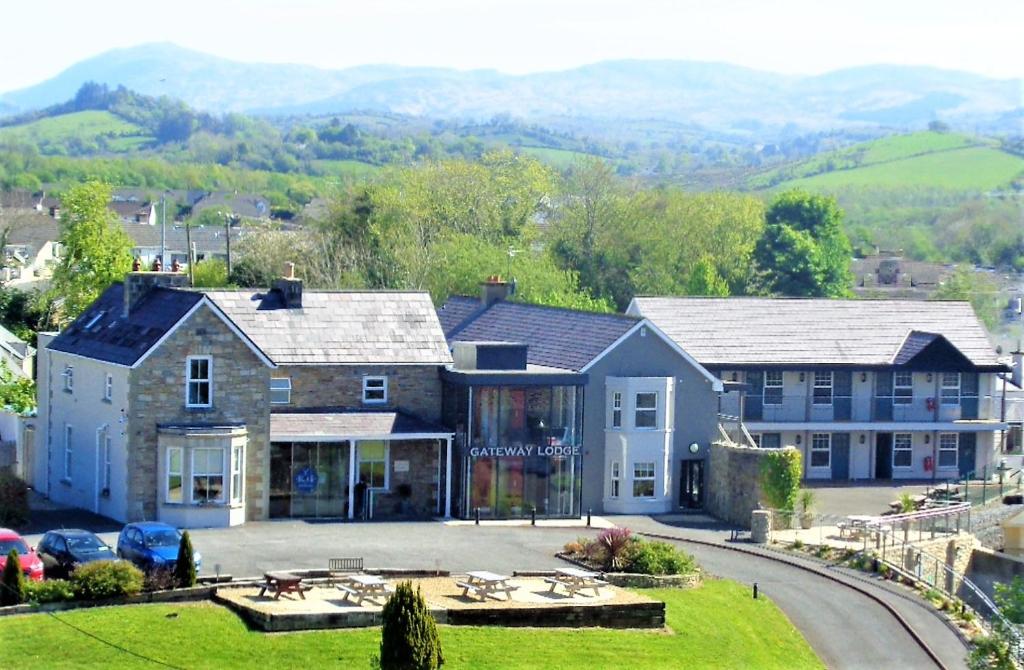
721;392;1000;423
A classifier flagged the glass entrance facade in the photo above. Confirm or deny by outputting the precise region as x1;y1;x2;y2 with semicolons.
269;441;350;518
452;385;584;518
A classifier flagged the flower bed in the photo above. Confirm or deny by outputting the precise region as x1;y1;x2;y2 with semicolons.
559;527;701;587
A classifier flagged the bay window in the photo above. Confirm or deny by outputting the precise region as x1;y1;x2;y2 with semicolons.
610;461;620;498
231;445;244;504
634;392;658;429
166;447;183;503
191;448;225;503
632;462;656;498
611;392;622;428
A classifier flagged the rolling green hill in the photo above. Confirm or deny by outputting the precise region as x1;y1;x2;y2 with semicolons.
0;110;152;151
752;131;1024;191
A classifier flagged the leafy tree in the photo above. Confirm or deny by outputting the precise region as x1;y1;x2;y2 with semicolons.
49;181;133;323
378;581;443;670
0;361;35;414
174;531;197;588
1;549;26;606
754;190;853;297
932;265;1002;331
684;256;730;296
760;449;802;512
191;259;230;288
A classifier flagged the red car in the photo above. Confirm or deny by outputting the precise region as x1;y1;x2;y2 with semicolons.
0;528;44;582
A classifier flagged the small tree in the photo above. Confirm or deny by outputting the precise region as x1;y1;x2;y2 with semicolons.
378;581;443;670
174;531;197;588
1;549;26;606
760;448;802;512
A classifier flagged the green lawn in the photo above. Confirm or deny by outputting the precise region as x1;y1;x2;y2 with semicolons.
0;111;150;148
517;146;599;170
0;580;821;669
310;158;380;178
781;146;1024;190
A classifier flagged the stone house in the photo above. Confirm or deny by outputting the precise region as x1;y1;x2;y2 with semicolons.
630;297;1011;482
38;267;453;527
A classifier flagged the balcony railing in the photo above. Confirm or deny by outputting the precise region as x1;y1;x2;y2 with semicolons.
726;393;1000;423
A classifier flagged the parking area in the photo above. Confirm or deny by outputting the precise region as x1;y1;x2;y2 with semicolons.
803;480;937;516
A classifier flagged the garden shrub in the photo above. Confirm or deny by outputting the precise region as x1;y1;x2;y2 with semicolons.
595;527;633;570
0;472;29;527
25;578;74;603
378;581;443;670
967;634;1014;670
71;560;143;600
760;449;802;512
144;568;177;592
1;548;26;606
563;540;584;555
174;531;197;588
623;540;697;576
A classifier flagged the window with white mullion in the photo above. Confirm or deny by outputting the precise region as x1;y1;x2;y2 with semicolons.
810;433;831;467
938;433;958;467
812;372;833;406
186;356;212;408
893;371;913;405
892;433;913;468
763;371;783;406
610;392;622;428
940;373;960;405
634;392;658;429
191;447;225;504
632;462;656;498
610;461;620;498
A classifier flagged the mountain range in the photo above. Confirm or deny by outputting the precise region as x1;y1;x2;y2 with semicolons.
1;43;1020;135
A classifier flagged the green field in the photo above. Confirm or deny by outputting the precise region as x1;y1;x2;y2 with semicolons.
0;581;821;669
751;131;1023;191
310;158;380;178
517;146;600;170
0;111;151;151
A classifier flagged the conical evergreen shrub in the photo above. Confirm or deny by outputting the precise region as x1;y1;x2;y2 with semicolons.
1;549;26;606
379;581;443;670
173;531;197;588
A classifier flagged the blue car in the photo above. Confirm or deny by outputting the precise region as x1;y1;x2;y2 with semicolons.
116;522;201;573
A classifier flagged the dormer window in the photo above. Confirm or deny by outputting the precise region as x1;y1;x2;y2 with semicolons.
186;356;212;408
362;376;387;404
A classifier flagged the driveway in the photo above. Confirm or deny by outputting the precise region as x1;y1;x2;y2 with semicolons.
804;481;939;516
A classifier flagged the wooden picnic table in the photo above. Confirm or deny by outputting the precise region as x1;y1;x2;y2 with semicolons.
456;571;517;601
336;574;393;606
546;568;606;597
258;571;309;600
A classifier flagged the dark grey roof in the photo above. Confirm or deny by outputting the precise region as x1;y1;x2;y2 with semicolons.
440;297;638;372
124;222;234;255
204;290;452;365
270;410;450;439
0;324;31;360
631;297;1002;368
192;193;270;219
0;190;59;211
892;331;939;365
48;284;202;366
437;295;485;336
2;212;59;250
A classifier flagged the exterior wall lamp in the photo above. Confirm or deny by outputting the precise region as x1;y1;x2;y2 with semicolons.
860;372;867;383
799;372;805;382
795;434;802;445
859;434;866;444
927;372;933;382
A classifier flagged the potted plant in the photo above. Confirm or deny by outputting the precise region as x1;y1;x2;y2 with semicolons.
799;489;816;529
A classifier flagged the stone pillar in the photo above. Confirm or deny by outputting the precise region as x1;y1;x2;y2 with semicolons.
751;510;772;544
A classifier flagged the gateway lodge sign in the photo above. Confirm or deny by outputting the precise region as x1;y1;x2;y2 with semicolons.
469;445;581;458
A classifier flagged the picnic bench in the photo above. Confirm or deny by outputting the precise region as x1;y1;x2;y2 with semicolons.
545;568;606;597
258;571;311;600
838;515;875;539
336;574;393;606
327;557;364;586
456;571;518;601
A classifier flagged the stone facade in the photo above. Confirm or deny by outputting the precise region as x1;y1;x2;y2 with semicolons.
705;441;786;529
371;439;444;519
127;304;271;522
276;365;443;422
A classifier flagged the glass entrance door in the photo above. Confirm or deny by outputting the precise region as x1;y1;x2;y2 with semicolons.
680;460;704;509
269;441;350;518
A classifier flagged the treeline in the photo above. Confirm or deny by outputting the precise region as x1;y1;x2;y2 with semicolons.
231;152;852;311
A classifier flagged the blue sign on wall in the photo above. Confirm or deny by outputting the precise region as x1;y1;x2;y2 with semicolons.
294;466;319;494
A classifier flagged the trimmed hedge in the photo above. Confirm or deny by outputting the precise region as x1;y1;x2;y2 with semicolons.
25;578;74;604
71;561;143;600
623;540;698;576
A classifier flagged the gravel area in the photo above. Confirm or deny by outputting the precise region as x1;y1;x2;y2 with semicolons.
969;502;1023;549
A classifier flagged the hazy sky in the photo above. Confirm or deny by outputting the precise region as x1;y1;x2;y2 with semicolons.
1;0;1021;92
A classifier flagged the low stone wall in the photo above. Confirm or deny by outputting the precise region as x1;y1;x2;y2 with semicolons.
601;572;701;589
0;585;216;618
706;441;787;529
445;602;664;629
963;546;1024;608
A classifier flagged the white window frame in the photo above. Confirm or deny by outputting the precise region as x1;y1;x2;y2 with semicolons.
810;433;831;468
634;392;658;430
103;432;112;492
940;373;960;406
892;433;913;468
103;373;113;402
63;365;73;392
63;424;73;481
185;356;213;408
939;433;959;468
763;371;783;406
610;461;620;498
632;461;656;498
611;392;622;429
270;377;292;405
191;447;226;505
893;371;913;405
362;376;388;404
812;371;833;406
231;444;244;505
358;441;390;489
751;433;762;448
166;447;184;504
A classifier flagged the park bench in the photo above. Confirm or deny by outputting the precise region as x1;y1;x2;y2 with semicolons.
327;557;364;585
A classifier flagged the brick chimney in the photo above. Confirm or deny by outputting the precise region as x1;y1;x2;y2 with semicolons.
481;275;514;307
272;262;303;309
123;268;189;317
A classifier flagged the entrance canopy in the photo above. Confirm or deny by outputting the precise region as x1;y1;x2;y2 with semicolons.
271;410;451;442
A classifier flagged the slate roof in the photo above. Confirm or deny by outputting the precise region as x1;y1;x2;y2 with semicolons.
0;324;32;361
437;295;485;336
2;212;59;251
439;296;638;372
124;223;235;255
270;410;450;439
630;297;1003;369
48;284;203;366
204;290;452;366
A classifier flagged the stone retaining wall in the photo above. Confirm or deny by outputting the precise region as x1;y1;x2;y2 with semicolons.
706;441;785;528
445;602;664;629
